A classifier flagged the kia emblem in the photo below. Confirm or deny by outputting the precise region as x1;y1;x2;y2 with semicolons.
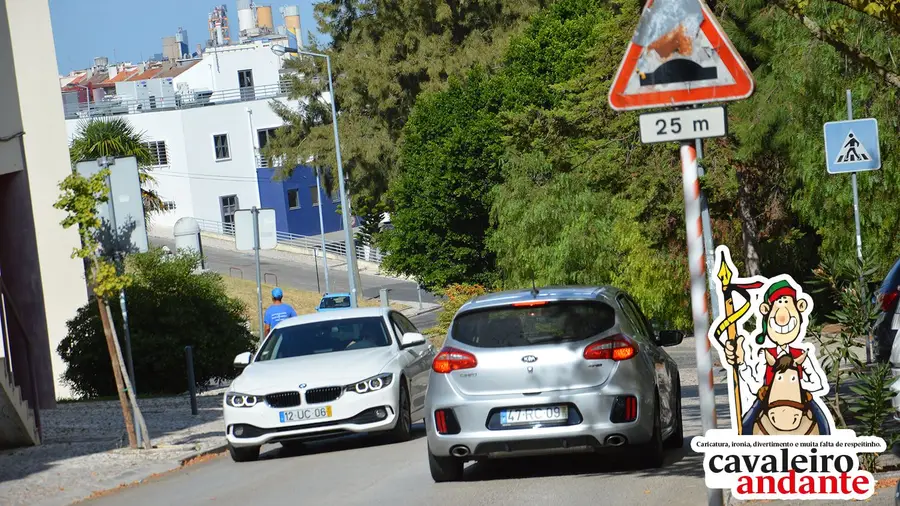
522;355;538;363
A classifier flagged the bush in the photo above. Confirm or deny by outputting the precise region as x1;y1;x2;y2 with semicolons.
427;284;488;348
58;248;254;398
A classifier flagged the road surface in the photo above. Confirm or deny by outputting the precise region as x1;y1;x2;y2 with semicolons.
149;236;438;304
74;300;896;506
73;339;738;506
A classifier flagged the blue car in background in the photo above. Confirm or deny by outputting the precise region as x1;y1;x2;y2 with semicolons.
316;293;353;312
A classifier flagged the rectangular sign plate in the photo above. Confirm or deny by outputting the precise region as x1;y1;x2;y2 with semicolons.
824;118;881;174
235;208;278;251
639;107;728;144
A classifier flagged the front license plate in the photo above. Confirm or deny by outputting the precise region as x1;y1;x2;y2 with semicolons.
500;405;568;426
279;406;333;423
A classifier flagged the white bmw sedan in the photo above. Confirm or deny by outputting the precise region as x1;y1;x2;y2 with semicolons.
224;307;435;462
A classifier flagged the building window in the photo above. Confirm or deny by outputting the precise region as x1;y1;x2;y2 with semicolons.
221;195;238;234
144;141;169;166
287;189;301;210
309;186;320;207
162;201;176;212
257;128;277;150
213;134;230;160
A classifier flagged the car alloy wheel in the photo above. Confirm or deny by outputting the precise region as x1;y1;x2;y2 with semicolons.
388;382;412;443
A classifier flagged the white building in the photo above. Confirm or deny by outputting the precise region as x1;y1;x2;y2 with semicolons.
62;37;346;238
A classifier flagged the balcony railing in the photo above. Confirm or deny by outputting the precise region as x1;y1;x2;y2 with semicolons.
63;82;291;119
255;150;285;169
192;217;385;264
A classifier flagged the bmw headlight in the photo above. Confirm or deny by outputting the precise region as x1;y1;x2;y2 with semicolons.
225;392;260;408
346;373;393;394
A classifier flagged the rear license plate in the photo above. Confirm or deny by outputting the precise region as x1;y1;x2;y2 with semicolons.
500;405;568;425
279;406;333;423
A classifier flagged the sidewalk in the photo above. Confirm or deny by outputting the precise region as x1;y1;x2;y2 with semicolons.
0;390;228;506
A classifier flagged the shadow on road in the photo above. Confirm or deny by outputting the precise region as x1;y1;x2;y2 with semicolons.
458;437;704;482
259;423;427;461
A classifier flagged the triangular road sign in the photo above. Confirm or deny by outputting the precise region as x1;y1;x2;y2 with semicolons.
834;130;871;164
608;0;755;111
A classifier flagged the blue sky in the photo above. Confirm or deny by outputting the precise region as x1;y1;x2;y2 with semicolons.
49;0;328;75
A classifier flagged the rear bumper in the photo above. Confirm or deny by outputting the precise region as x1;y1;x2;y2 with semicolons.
425;377;655;458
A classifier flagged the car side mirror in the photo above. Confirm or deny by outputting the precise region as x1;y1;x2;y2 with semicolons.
657;330;684;347
400;332;426;348
234;351;252;369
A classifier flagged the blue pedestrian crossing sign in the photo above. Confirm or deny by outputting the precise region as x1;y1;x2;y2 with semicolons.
823;118;881;174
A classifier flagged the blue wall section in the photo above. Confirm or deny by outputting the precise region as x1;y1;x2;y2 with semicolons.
257;166;344;236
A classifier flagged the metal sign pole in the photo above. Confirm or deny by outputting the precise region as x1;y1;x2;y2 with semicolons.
99;157;141;448
845;90;871;363
681;142;723;506
696;139;720;321
315;167;331;293
252;206;264;339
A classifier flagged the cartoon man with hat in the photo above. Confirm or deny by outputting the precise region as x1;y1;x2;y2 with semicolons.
724;276;832;435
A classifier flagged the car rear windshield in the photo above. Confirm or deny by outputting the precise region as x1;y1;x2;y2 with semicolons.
321;296;351;309
451;301;616;348
256;317;391;361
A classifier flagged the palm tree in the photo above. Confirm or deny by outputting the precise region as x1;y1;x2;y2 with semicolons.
69;117;164;216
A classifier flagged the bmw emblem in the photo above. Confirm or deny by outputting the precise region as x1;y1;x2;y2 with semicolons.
299;383;307;389
522;355;538;363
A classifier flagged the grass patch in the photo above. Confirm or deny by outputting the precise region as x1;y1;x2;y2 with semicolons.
221;276;408;338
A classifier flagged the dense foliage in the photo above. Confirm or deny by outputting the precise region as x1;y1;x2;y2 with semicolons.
381;69;504;289
58;249;254;398
268;0;900;330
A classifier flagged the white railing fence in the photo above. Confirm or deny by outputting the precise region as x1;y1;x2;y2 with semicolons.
63;83;290;119
192;217;385;264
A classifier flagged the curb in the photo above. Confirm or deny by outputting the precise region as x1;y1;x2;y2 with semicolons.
177;443;228;466
414;306;441;316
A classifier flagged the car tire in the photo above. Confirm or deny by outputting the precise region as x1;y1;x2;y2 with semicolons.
228;443;260;463
664;377;684;449
428;443;464;482
387;382;413;443
640;396;665;469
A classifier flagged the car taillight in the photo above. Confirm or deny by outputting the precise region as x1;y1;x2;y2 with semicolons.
883;291;899;312
583;335;637;361
432;347;478;373
610;395;638;423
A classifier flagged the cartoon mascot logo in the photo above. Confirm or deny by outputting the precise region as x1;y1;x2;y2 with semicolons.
692;246;885;501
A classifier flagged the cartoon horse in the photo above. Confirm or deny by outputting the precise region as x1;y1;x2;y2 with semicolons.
751;353;821;436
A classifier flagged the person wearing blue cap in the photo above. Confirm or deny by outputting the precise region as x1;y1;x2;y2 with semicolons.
263;287;297;336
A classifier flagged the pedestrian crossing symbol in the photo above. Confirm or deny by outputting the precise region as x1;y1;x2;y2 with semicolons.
834;131;870;164
823;118;880;174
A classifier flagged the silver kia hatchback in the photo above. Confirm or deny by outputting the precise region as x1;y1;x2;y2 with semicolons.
424;286;685;482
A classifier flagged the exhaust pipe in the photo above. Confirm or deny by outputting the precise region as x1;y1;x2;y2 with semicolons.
605;434;627;447
450;445;470;457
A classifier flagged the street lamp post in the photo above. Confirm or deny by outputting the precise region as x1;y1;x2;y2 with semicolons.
271;44;360;307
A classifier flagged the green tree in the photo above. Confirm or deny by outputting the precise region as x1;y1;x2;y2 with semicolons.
265;0;545;219
380;68;505;289
487;0;691;327
69;117;164;217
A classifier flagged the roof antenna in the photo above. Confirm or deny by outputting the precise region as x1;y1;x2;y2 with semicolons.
531;275;539;297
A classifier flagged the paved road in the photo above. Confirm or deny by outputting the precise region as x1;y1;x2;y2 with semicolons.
149;236;438;304
74;318;897;506
76;339;727;506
